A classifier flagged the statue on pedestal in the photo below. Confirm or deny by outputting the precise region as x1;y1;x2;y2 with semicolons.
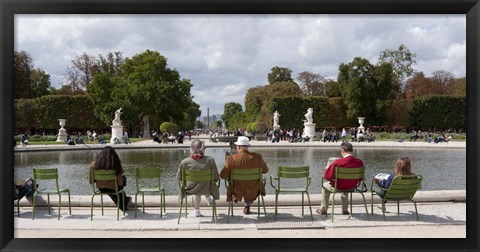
273;110;280;128
304;108;313;124
113;108;122;125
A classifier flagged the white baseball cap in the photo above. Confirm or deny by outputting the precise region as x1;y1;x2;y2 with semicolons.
234;136;250;146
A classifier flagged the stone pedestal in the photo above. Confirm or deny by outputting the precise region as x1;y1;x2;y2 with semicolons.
110;125;123;144
303;123;316;141
56;119;68;142
273;125;281;130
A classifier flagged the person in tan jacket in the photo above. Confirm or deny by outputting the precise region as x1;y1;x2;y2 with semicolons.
88;146;131;212
220;136;269;215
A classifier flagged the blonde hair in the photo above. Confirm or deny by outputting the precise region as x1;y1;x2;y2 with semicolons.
394;157;412;176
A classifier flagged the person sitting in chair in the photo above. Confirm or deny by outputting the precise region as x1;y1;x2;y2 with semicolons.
374;157;413;196
317;141;364;216
220;136;269;215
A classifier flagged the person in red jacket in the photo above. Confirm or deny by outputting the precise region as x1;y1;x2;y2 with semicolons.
317;141;364;216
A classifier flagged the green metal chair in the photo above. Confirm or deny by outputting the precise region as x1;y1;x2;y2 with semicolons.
134;167;166;218
371;174;423;221
321;166;370;222
178;167;219;224
270;166;313;220
225;168;267;223
90;169;126;221
32;168;71;220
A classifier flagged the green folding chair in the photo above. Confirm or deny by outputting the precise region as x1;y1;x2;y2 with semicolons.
134;167;166;218
321;166;370;222
225;168;267;223
90;169;126;221
270;166;313;220
371;174;423;221
178;167;219;224
32;168;71;220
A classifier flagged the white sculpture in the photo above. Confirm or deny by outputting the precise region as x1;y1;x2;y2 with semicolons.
111;108;124;144
113;108;122;125
304;108;313;124
273;110;280;127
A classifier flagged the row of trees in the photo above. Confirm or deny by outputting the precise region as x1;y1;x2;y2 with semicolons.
14;50;201;134
221;45;466;132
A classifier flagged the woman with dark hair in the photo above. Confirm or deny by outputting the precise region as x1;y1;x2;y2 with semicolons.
88;146;131;212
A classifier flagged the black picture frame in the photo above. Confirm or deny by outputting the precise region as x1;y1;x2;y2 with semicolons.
1;0;478;251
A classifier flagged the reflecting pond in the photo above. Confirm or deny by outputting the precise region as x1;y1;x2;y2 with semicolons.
14;147;466;195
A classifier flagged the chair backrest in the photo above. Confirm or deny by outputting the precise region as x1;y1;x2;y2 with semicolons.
231;168;262;181
334;166;365;189
180;168;216;193
277;166;309;179
91;169;120;192
384;175;422;200
33;168;60;191
135;167;161;190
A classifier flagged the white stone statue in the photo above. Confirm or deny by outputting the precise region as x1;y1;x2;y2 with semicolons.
273;110;280;127
113;108;122;124
304;108;313;124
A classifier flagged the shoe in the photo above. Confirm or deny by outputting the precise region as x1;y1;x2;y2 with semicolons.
206;196;213;206
243;207;251;215
194;209;203;217
342;210;350;215
316;208;327;215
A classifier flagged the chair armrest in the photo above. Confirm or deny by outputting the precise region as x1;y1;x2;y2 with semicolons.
321;177;327;189
307;176;312;187
269;175;279;190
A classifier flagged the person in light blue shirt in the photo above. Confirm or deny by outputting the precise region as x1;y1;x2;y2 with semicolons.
375;157;413;195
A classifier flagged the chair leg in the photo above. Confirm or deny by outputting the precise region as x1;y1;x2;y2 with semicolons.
17;199;20;217
134;192;139;218
227;201;232;223
178;195;184;224
302;192;305;216
142;193;145;213
159;193;162;218
305;191;313;220
411;200;419;221
100;195;104;216
349;192;353;215
381;200;387;221
67;191;72;215
163;191;166;213
397;201;400;215
58;194;62;220
47;194;51;215
90;195;95;221
261;195;267;222
359;192;370;220
32;193;36;220
371;192;374;215
331;192;336;222
274;191;279;220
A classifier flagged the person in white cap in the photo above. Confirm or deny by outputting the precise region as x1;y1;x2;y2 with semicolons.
176;139;220;217
220;136;269;215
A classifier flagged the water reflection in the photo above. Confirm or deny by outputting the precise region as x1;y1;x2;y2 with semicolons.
14;147;466;195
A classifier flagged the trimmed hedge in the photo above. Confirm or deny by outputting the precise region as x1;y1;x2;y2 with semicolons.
409;95;466;130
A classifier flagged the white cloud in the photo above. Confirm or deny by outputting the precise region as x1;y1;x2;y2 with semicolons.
15;14;466;116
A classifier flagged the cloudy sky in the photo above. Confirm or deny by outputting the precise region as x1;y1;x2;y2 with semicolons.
15;14;465;116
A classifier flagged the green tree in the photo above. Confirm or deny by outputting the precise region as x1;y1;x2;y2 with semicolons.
325;79;341;98
14;51;34;99
268;66;294;84
378;44;417;86
87;50;199;131
222;102;243;129
337;57;394;126
30;68;51;97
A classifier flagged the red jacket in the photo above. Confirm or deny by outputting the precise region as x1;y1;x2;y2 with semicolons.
324;155;364;190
